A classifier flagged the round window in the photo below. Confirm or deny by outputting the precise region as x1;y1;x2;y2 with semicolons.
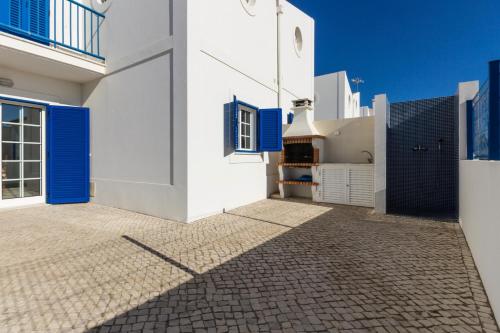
294;27;303;56
240;0;257;16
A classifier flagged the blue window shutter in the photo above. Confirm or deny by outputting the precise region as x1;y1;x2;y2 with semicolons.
11;0;22;29
0;0;48;40
233;96;239;149
27;0;49;38
0;0;22;29
47;106;90;204
0;2;7;26
258;108;282;152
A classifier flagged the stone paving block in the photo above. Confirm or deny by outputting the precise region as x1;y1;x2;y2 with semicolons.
0;200;498;333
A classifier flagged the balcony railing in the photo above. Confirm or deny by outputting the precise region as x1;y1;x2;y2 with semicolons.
0;0;105;60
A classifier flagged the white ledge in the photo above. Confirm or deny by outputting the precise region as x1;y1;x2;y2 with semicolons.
0;32;106;83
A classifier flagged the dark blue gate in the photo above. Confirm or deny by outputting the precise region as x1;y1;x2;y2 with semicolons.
387;96;458;220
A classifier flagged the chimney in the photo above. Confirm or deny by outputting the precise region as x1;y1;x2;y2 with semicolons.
284;99;321;137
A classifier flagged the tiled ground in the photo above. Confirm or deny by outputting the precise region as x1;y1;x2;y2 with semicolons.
0;200;498;333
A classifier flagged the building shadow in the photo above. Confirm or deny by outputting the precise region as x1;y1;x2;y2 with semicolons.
86;204;485;333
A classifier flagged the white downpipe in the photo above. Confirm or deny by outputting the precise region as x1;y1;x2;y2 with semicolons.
276;0;283;108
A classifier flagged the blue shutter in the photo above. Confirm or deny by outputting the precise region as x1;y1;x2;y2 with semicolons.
11;0;22;29
258;108;282;152
0;0;48;40
47;106;90;204
233;96;239;149
0;0;22;29
28;0;49;38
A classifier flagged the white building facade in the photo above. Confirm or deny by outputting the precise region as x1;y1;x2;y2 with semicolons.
0;0;314;222
314;71;373;121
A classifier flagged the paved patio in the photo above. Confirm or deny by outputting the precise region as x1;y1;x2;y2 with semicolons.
0;200;498;333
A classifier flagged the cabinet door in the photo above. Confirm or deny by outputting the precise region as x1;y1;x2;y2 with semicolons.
320;167;347;205
348;167;374;207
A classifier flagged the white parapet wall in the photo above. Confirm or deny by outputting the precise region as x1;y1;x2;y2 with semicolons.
460;160;500;322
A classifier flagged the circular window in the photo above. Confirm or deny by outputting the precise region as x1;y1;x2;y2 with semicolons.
240;0;257;16
294;27;303;56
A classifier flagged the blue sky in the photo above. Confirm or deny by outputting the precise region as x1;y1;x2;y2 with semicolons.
288;0;500;106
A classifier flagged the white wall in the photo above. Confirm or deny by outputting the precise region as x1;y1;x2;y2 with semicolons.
457;81;479;160
351;92;361;118
185;0;276;221
460;160;500;322
360;106;373;117
314;71;363;121
280;1;315;114
314;117;374;164
315;72;342;120
82;0;188;221
374;94;388;213
184;0;314;221
0;66;82;105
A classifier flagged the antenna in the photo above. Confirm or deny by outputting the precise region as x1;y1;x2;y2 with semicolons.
351;77;365;92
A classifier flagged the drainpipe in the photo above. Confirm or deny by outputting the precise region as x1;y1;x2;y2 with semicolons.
276;0;283;108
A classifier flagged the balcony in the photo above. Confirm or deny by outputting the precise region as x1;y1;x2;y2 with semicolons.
0;0;106;83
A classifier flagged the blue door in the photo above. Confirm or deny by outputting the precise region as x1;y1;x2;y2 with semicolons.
46;106;90;204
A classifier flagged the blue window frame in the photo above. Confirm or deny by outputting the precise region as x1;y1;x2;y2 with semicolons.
231;96;282;153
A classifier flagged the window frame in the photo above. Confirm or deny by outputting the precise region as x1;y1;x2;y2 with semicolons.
0;98;46;207
237;103;258;153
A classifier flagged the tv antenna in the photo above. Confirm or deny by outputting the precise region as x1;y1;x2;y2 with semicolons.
351;77;365;92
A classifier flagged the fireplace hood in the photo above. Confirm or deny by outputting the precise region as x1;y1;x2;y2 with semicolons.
283;99;321;138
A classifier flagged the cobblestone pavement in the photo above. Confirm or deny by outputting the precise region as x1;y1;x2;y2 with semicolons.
0;200;498;333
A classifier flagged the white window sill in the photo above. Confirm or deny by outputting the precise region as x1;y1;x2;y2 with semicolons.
229;152;268;164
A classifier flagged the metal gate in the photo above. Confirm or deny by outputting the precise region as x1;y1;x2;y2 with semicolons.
387;96;458;219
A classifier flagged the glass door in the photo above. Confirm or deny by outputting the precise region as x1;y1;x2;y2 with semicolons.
1;103;43;206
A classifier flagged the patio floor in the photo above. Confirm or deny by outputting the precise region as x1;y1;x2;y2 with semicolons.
0;200;498;333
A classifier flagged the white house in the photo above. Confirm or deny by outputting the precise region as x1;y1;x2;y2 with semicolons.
0;0;314;222
314;71;373;121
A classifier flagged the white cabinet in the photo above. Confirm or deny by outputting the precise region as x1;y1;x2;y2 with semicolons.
320;166;348;204
313;164;374;207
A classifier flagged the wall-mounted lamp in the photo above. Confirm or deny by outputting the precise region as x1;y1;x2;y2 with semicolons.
92;0;111;12
0;78;14;88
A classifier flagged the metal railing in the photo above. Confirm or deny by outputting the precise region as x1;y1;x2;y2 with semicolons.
0;0;105;60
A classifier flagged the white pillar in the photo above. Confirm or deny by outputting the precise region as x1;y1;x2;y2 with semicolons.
374;94;388;214
456;81;479;160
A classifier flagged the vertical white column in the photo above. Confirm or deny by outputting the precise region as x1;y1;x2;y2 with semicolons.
456;81;479;160
374;94;388;214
